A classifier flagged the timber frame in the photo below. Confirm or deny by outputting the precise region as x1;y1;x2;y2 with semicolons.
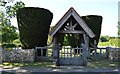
49;7;96;66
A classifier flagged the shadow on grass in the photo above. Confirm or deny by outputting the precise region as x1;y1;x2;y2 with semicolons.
2;59;120;69
2;61;55;68
87;59;120;68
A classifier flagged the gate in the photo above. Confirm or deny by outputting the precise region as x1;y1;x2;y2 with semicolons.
35;46;53;61
57;46;84;65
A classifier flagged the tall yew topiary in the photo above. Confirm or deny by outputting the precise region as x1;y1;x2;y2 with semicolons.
17;7;53;49
81;15;103;47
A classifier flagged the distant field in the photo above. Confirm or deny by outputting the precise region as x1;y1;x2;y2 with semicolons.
98;42;110;46
98;42;119;47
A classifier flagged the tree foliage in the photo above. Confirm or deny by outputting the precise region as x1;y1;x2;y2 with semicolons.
98;37;120;47
81;15;103;46
0;0;25;44
100;35;110;42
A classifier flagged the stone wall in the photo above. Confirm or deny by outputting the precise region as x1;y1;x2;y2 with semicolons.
108;47;120;61
2;48;35;62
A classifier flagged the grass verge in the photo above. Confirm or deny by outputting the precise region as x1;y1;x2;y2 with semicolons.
1;59;120;69
87;59;120;68
2;61;55;68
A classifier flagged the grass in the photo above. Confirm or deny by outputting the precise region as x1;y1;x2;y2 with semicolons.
2;61;55;68
98;42;110;46
2;59;120;69
2;46;120;69
87;59;120;69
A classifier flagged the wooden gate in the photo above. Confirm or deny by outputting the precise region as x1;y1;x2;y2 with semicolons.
57;46;84;65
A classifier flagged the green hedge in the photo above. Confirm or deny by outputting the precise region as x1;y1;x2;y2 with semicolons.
81;15;103;47
17;7;53;49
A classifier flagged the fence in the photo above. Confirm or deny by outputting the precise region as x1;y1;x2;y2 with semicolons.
91;47;108;59
91;47;120;61
35;46;120;61
2;46;120;63
59;46;82;58
58;46;84;65
35;46;53;61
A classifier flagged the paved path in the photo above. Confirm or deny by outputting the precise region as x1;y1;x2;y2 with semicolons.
1;66;120;74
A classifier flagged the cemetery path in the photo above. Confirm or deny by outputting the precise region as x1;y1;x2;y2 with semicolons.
1;66;120;74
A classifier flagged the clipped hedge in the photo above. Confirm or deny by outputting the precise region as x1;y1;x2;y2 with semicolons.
81;15;103;46
17;7;53;49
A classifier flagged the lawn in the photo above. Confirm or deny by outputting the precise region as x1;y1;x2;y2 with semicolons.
2;61;55;68
87;59;120;68
2;59;120;69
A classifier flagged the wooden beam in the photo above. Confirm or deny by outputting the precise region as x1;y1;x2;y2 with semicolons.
49;9;72;36
71;11;96;38
58;30;85;34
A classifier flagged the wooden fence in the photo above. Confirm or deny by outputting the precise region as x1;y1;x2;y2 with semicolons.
35;46;53;61
35;46;120;61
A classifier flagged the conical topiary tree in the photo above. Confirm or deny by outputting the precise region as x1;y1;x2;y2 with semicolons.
17;7;53;56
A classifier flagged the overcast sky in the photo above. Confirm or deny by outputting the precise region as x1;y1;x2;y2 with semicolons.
11;0;119;37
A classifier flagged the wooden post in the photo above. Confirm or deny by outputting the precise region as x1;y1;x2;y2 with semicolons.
53;36;59;59
0;47;2;64
82;34;88;66
83;34;90;57
94;40;97;56
100;48;102;55
82;43;87;66
86;35;90;57
70;47;72;58
106;47;110;59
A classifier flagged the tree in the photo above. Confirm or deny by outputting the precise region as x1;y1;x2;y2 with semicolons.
100;36;108;42
17;7;53;49
0;0;25;45
100;35;110;42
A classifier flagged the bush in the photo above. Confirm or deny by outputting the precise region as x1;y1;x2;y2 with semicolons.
81;15;103;47
2;44;16;48
17;7;53;49
100;37;108;42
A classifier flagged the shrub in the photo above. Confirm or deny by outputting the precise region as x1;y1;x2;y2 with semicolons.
2;44;16;48
81;15;103;46
17;7;53;49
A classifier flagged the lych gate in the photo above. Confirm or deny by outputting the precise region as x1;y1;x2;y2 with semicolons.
49;7;96;66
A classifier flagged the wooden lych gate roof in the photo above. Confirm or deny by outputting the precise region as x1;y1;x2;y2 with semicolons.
49;7;96;38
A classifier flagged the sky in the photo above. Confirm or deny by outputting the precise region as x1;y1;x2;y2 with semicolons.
11;0;119;37
119;1;120;21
